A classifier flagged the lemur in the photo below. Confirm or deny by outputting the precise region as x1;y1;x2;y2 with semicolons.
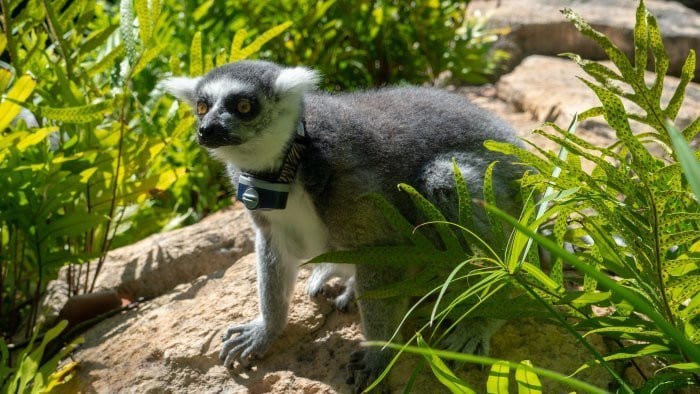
164;61;524;391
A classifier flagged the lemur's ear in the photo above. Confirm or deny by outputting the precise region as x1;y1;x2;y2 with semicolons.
162;76;201;107
274;66;320;98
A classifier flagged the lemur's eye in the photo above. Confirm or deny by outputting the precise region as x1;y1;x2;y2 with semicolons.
236;98;252;114
196;100;208;116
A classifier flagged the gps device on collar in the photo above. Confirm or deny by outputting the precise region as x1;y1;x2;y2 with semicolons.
236;119;306;211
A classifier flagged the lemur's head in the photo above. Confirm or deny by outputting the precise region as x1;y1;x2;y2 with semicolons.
163;61;319;170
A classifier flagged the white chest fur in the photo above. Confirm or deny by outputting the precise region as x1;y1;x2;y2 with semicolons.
258;182;328;262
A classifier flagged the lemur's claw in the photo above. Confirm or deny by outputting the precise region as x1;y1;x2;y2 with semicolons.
220;318;272;368
346;349;391;393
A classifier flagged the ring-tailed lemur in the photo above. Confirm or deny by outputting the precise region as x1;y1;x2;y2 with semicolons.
164;61;524;391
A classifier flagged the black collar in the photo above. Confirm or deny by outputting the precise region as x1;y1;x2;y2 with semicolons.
236;120;306;210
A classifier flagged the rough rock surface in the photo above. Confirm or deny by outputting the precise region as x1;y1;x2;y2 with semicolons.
57;252;610;393
470;0;700;79
56;254;362;393
40;207;255;326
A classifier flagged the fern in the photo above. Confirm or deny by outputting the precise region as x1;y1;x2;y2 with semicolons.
314;1;700;391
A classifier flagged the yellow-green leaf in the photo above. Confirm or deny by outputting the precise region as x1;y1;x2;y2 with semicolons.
132;44;165;76
17;127;57;150
0;68;12;91
42;100;113;124
0;75;37;130
487;361;510;394
236;21;291;61
0;34;6;54
190;31;203;76
79;167;98;183
515;360;542;394
135;0;153;44
229;29;248;62
418;336;475;394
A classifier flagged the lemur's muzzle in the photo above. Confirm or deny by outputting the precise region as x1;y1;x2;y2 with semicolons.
197;123;241;148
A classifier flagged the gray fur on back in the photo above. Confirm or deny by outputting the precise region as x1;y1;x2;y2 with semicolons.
295;87;523;247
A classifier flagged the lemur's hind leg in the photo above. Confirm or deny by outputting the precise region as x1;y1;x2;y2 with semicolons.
347;264;406;392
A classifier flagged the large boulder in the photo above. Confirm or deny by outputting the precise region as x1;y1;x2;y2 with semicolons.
56;252;611;393
470;0;700;80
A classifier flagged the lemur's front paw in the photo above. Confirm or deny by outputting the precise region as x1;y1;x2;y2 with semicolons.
220;318;274;368
346;348;391;393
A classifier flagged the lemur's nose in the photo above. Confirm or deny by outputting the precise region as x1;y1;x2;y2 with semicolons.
197;123;239;148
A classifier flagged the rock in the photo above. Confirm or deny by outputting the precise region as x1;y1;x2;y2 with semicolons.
56;252;612;393
489;55;700;167
40;205;255;327
56;254;363;393
86;205;255;299
471;0;700;80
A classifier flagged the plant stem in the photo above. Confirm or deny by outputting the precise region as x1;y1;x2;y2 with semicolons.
0;0;20;74
90;92;128;293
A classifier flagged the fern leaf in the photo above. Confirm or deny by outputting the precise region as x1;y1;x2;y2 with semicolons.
362;269;438;299
132;44;165;76
120;0;137;65
87;44;126;76
661;231;700;252
682;116;700;141
150;0;162;25
363;194;432;249
647;12;669;104
578;106;605;121
484;140;553;175
307;246;444;267
41;100;113;124
483;162;508;253
633;1;649;81
667;275;700;310
561;8;635;78
135;0;153;44
228;29;248;62
79;24;118;56
581;78;658;178
398;183;461;251
665;50;695;121
664;258;700;278
236;21;292;61
561;53;623;83
190;31;203;76
452;158;475;233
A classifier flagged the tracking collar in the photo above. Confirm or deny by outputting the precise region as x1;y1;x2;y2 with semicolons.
236;119;306;210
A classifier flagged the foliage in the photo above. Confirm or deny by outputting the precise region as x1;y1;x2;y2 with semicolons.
168;0;506;90
0;320;82;393
0;0;289;341
313;0;700;392
0;0;501;387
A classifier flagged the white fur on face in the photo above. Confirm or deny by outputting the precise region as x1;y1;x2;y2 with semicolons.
200;78;248;101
